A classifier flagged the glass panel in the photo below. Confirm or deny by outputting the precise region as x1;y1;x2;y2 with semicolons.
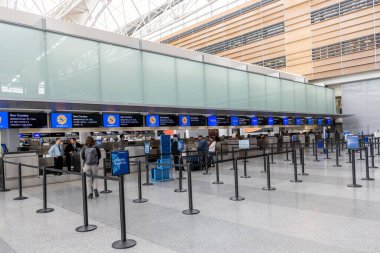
325;88;336;114
176;59;205;107
281;80;295;112
99;44;143;104
266;77;281;111
228;69;249;109
0;23;46;99
46;33;101;102
248;73;266;110
294;82;307;113
306;85;317;113
142;52;176;106
205;64;228;108
316;86;327;113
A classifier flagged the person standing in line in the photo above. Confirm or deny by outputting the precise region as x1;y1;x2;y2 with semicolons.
48;138;63;175
172;134;180;171
208;137;216;167
196;135;208;170
64;138;82;171
81;136;101;199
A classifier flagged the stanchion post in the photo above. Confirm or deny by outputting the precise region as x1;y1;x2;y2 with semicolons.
213;151;224;184
0;158;9;192
142;155;153;186
298;147;308;175
36;166;54;213
175;160;187;192
377;137;380;155
270;143;276;164
76;172;97;232
203;151;211;175
183;163;200;215
358;141;365;160
347;149;352;163
362;147;374;181
311;139;316;156
333;141;342;168
241;149;250;178
263;154;275;191
290;149;302;183
284;142;290;161
261;152;267;173
100;158;112;194
230;159;244;201
112;175;137;249
229;147;235;170
347;150;362;188
13;163;27;200
133;161;148;203
370;140;378;168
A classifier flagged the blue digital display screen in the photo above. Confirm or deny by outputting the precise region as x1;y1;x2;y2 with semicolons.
267;117;274;125
51;113;72;128
207;116;218;126
230;116;239;126
251;117;258;126
283;118;289;125
179;115;190;127
295;118;301;125
326;118;332;125
307;118;315;125
33;133;40;138
0;112;9;129
317;118;324;125
103;114;120;127
145;114;159;127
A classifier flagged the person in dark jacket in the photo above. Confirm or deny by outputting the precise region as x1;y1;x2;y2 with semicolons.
197;135;208;170
172;134;180;171
64;138;82;171
81;136;101;199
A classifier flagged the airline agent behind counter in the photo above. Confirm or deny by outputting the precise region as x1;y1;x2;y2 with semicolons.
48;138;64;175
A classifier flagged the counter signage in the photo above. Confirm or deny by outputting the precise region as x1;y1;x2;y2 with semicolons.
267;117;274;125
159;115;178;127
51;113;73;128
257;117;265;125
295;118;306;125
120;114;143;127
0;112;9;129
179;115;190;127
287;117;295;125
283;118;289;125
103;114;120;128
189;115;206;126
19;133;32;138
34;133;49;138
317;118;325;126
273;117;282;125
111;151;130;176
9;112;48;128
50;132;65;137
307;118;316;125
145;114;159;127
231;116;239;126
239;139;250;149
326;118;332;125
207;116;218;126
251;117;258;126
232;116;250;126
217;116;230;126
72;113;101;128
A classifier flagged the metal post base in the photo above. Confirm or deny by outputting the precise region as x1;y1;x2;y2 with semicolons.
183;209;200;215
133;198;148;203
240;175;251;178
290;179;302;183
100;190;112;194
324;158;331;160
36;208;54;213
284;159;291;161
229;196;245;201
361;177;375;181
142;183;153;186
112;239;137;249
313;160;320;162
369;166;379;169
174;188;187;193
346;162;352;164
347;184;362;188
175;177;186;180
298;173;309;176
202;172;212;175
0;189;10;192
333;165;343;167
13;196;27;200
260;171;266;173
357;159;365;160
262;187;276;191
75;224;97;232
212;181;224;184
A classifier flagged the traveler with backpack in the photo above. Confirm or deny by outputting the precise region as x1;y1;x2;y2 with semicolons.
81;136;101;199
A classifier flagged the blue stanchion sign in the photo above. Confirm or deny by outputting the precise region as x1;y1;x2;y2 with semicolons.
316;140;324;150
347;135;359;149
364;136;369;143
178;140;185;152
111;151;130;176
144;142;150;154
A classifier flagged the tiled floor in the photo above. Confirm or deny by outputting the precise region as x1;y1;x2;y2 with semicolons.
1;149;380;252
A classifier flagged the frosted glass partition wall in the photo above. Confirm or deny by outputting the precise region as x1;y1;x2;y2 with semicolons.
0;21;335;114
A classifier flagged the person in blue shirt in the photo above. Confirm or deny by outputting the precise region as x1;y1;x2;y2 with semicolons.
197;135;208;170
48;138;63;175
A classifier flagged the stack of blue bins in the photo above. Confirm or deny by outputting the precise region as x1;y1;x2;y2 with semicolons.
151;135;173;181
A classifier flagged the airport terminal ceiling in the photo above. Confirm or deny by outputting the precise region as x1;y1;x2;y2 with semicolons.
0;0;249;40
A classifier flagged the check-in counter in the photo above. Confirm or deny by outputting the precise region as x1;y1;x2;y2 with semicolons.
3;151;39;179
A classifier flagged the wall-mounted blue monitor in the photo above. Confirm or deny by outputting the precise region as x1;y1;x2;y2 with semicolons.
207;116;218;126
103;114;120;128
326;118;332;125
267;117;274;125
145;114;159;127
251;117;258;126
307;118;316;125
179;115;190;127
231;116;250;126
283;118;289;125
207;116;230;126
317;118;325;126
0;112;9;129
51;113;73;128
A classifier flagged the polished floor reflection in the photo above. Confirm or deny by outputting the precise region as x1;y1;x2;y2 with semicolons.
1;149;379;253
